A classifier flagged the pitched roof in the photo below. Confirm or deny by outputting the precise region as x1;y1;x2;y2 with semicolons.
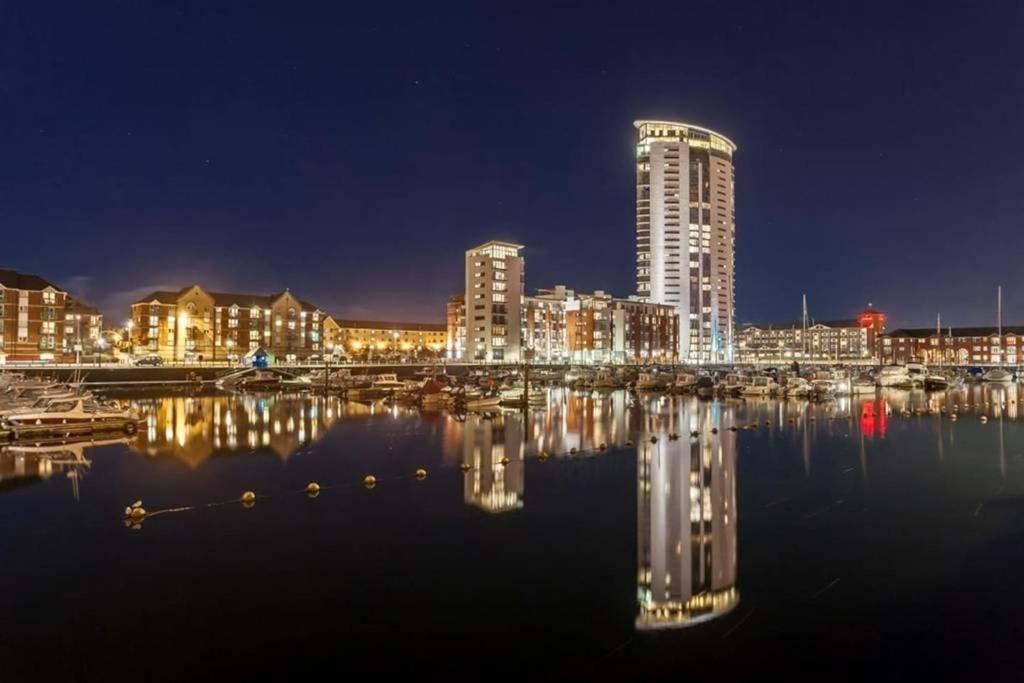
333;319;446;332
133;288;189;305
740;319;860;331
65;296;100;315
132;286;321;311
0;269;61;291
885;326;1024;339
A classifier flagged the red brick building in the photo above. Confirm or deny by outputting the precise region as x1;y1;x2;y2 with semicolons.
0;269;69;362
879;326;1024;366
130;285;329;362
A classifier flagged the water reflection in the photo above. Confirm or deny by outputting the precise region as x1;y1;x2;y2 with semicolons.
127;393;349;465
5;383;1023;633
0;436;128;500
636;399;739;629
461;413;524;513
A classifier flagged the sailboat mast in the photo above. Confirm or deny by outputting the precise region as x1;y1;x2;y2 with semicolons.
998;285;1003;366
802;293;808;359
937;313;942;369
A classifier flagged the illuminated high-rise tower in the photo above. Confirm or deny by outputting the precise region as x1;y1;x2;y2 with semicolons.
464;240;524;362
634;121;736;364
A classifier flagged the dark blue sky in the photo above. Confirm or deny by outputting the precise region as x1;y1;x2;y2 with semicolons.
3;1;1022;327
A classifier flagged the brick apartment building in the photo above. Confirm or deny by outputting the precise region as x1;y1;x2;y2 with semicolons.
130;285;328;362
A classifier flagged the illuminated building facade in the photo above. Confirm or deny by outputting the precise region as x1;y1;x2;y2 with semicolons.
736;308;885;364
446;294;465;360
636;401;739;629
327;318;446;358
522;285;678;364
130;285;328;361
63;297;104;356
0;269;85;362
464;241;524;362
880;326;1024;365
635;120;736;364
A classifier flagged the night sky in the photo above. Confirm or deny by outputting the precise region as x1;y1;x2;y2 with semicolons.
3;1;1022;328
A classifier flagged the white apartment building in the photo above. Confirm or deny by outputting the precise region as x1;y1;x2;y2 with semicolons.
635;120;736;364
464;241;524;362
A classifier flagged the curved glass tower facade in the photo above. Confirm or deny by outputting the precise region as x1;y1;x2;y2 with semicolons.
635;120;736;364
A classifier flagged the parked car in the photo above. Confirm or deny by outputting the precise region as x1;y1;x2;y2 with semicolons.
134;355;164;366
306;354;321;364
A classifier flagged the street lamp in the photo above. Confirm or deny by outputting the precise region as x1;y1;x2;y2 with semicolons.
125;319;134;360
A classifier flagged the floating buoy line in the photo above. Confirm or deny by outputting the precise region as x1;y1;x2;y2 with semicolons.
122;470;428;529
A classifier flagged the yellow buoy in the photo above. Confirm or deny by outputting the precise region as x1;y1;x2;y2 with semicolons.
598;442;607;450
363;475;377;488
241;490;256;504
569;447;578;455
538;452;549;462
980;416;988;424
711;427;718;434
625;440;634;447
650;436;658;444
306;482;320;495
500;456;510;465
729;426;738;432
950;414;958;422
459;463;471;472
415;468;427;480
129;506;146;520
690;430;699;438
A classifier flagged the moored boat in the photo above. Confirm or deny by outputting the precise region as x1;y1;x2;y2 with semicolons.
878;365;912;388
982;368;1014;383
742;376;778;397
694;376;716;399
4;398;141;439
634;372;670;392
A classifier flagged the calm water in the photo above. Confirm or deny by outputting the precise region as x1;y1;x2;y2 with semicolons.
3;385;1024;679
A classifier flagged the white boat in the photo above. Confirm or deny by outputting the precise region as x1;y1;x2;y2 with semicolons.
634;372;670;392
983;368;1014;383
877;365;912;388
306;368;353;388
347;373;410;400
498;385;546;406
592;371;623;389
4;398;141;438
673;372;697;392
720;373;749;395
905;363;928;386
1;392;96;420
742;376;778;396
783;377;813;398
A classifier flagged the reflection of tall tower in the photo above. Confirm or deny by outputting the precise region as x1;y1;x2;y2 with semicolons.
462;413;524;513
636;402;739;629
